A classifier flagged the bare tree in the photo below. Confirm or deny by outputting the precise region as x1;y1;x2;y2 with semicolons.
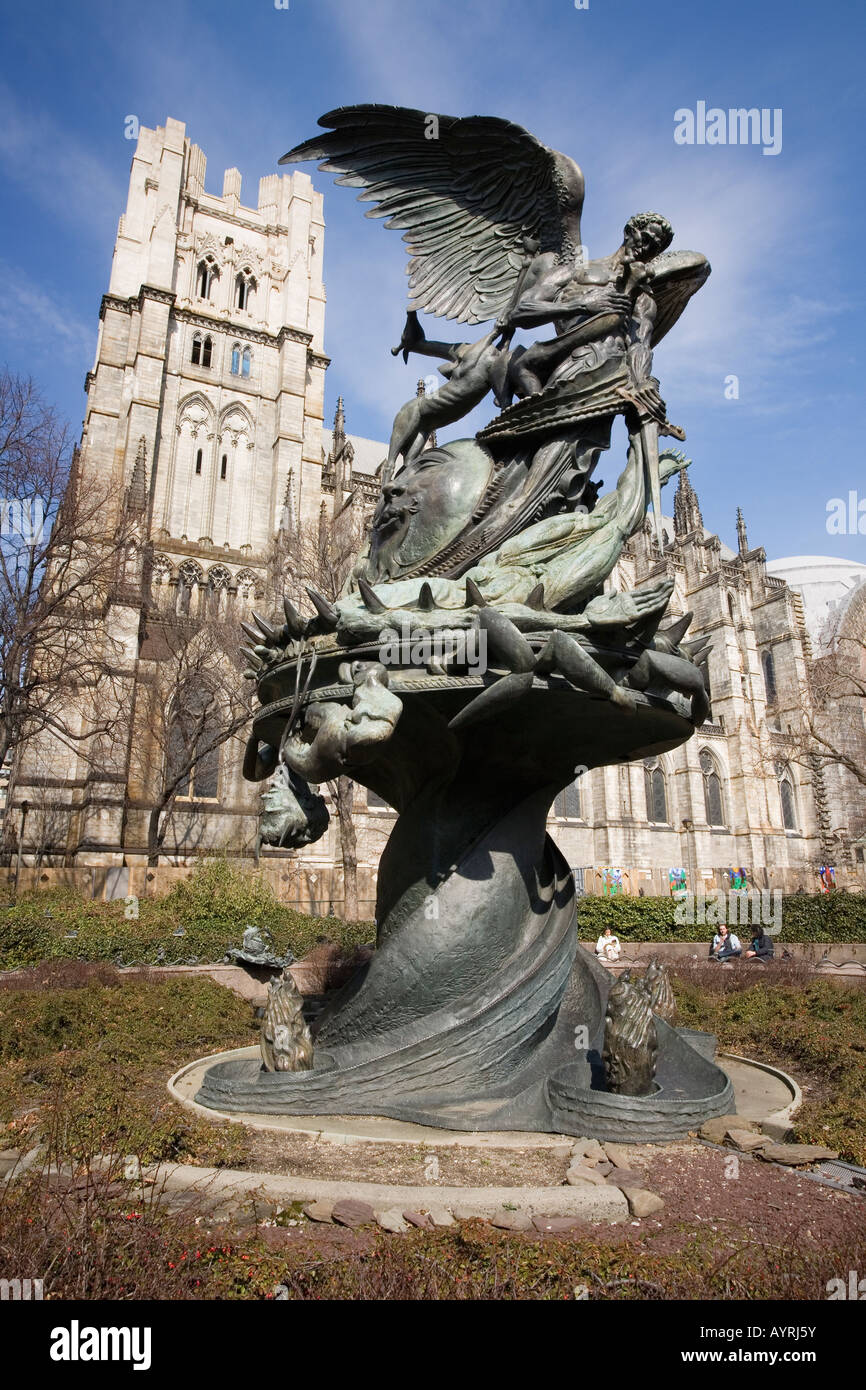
130;600;254;866
0;371;136;848
270;500;372;919
776;620;866;794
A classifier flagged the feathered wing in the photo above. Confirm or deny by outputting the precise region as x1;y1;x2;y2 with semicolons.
648;249;711;345
281;104;583;325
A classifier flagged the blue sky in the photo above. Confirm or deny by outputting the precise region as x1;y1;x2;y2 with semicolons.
0;0;863;563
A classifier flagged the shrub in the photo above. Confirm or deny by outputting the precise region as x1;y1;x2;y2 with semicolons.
0;860;374;970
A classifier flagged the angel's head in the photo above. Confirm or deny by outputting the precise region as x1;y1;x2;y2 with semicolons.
623;212;673;262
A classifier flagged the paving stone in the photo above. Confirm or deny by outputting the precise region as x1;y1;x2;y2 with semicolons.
594;1160;614;1176
602;1142;636;1169
756;1143;839;1166
403;1210;433;1228
605;1168;643;1188
570;1138;607;1163
726;1128;771;1152
532;1214;580;1233
566;1163;608;1187
303;1199;335;1223
700;1114;761;1144
331;1198;375;1228
622;1188;665;1218
376;1208;409;1233
490;1209;533;1231
425;1206;455;1227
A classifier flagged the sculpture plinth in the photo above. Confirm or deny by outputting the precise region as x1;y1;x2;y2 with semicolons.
196;103;734;1140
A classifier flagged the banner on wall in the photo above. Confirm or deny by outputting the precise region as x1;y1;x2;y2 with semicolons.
600;867;623;896
669;867;688;898
818;866;836;893
727;867;748;892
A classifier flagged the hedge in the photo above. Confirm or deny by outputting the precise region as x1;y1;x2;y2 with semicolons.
1;868;864;973
576;892;866;942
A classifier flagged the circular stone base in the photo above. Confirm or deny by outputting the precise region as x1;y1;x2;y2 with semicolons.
169;1048;800;1148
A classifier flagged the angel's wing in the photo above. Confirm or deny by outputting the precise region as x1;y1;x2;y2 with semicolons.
281;104;584;326
648;250;711;345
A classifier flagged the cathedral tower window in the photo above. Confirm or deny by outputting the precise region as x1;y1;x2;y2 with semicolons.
241;347;251;378
644;757;669;824
554;778;582;819
166;685;220;801
235;269;256;311
700;749;725;827
191;333;202;365
220;454;228;480
231;343;241;375
195;449;202;475
196;257;218;300
777;764;798;831
201;336;212;368
762;649;778;704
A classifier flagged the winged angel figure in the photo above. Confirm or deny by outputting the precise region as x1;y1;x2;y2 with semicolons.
281;105;710;558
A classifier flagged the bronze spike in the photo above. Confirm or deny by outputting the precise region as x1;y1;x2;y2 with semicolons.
525;582;546;610
252;610;277;640
305;587;339;629
465;578;485;607
358;576;388;614
240;646;262;668
283;595;306;638
417;582;436;611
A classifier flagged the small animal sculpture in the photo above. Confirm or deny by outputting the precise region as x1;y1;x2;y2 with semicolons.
602;969;658;1096
260;973;314;1073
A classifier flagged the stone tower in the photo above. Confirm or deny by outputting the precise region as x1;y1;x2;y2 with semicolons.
14;119;331;869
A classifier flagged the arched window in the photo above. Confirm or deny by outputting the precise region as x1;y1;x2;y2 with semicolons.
778;764;797;831
644;757;668;824
201;336;212;369
176;560;203;617
728;593;736;623
235;269;255;311
241;346;251;378
230;343;241;375
700;749;725;827
554;778;582;819
166;685;220;801
220;454;228;480
206;565;231;616
196;257;218;300
234;570;258;605
195;448;203;475
191;333;202;365
762;650;777;704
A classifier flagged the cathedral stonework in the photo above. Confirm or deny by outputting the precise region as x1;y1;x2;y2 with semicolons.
11;119;864;909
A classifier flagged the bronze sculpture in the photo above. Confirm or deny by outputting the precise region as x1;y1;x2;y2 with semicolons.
198;107;733;1140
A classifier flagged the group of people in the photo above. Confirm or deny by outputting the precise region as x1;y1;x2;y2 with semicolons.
593;922;776;966
708;924;775;963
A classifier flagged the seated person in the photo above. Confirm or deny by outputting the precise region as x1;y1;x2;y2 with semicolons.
709;924;742;961
744;928;775;962
596;926;622;963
